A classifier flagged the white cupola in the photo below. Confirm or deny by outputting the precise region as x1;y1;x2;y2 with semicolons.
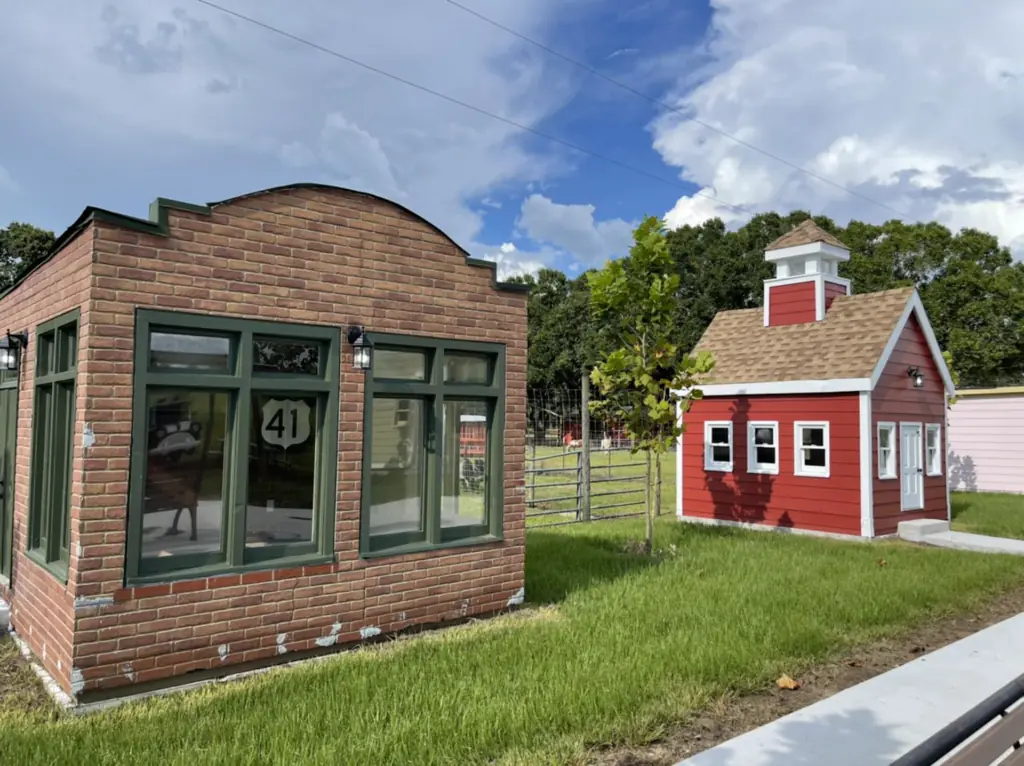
762;220;852;327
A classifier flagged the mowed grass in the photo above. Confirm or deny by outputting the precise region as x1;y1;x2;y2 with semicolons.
5;520;1024;765
951;491;1024;540
526;445;675;525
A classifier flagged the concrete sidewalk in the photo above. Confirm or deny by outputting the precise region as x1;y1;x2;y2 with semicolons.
898;519;1024;556
677;612;1024;766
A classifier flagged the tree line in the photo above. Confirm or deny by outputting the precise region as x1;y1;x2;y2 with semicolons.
4;212;1023;391
510;211;1024;391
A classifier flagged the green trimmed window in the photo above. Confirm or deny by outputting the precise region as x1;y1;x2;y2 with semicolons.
362;334;505;556
28;309;79;580
126;310;340;583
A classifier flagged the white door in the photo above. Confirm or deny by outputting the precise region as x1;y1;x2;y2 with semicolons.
900;423;924;511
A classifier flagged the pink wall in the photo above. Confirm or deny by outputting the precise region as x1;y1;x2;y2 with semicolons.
947;391;1024;494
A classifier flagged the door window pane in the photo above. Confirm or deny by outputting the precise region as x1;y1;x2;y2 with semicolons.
246;394;318;546
141;389;229;561
444;354;490;385
253;339;320;376
442;401;488;529
374;349;426;381
149;332;231;373
369;397;425;537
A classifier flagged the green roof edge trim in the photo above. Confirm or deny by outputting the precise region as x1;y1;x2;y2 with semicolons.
2;183;529;299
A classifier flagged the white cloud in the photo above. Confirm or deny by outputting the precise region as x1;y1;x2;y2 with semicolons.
652;0;1024;253
517;194;634;266
0;0;577;247
477;241;549;281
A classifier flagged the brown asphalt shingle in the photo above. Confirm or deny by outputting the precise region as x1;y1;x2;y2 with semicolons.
694;287;915;384
766;219;849;251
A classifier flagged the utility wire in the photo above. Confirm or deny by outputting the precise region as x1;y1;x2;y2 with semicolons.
193;0;755;216
443;0;911;221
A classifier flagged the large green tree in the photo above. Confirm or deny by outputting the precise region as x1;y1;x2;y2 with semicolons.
0;222;55;292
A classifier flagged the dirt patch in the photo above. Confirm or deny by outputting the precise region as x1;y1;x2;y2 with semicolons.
590;586;1024;765
0;636;56;719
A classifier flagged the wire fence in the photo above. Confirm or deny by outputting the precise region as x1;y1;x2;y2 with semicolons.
525;375;668;527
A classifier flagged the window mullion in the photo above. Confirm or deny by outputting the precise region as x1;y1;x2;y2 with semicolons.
427;389;443;546
230;332;255;567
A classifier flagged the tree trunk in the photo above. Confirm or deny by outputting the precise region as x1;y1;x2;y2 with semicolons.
654;452;662;517
644;449;653;554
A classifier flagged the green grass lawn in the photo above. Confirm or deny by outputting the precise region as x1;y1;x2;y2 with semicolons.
4;519;1024;765
951;491;1024;540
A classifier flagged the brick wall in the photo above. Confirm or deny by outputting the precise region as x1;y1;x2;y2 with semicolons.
0;229;94;693
9;186;527;697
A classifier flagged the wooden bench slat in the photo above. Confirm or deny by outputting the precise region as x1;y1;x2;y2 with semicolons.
945;703;1024;765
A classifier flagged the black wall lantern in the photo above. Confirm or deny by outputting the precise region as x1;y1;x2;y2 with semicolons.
907;366;924;388
2;330;28;372
346;325;372;371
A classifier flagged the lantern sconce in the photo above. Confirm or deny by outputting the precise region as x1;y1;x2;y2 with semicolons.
2;330;28;372
907;366;924;388
346;325;373;371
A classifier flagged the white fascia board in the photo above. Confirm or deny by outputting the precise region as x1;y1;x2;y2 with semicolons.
698;378;872;397
764;241;850;262
868;291;956;395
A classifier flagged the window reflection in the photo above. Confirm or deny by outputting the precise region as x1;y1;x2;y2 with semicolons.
369;397;425;537
442;400;488;528
253;339;320;376
141;390;228;560
246;394;317;546
149;332;231;373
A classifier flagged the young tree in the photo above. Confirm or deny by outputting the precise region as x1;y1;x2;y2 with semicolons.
588;216;714;554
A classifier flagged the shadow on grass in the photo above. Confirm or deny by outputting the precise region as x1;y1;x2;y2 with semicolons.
525;528;658;605
950;494;972;521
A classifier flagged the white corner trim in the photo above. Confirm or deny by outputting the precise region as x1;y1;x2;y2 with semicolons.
868;291;956;394
764;241;851;262
747;421;780;475
859;393;875;538
700;378;872;397
677;402;684;519
763;281;770;327
944;394;951;522
814;273;825;321
794;421;831;478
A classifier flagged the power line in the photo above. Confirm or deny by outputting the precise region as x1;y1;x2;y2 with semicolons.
193;0;755;216
443;0;911;221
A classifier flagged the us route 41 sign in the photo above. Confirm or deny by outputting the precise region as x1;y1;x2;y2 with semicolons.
261;399;312;449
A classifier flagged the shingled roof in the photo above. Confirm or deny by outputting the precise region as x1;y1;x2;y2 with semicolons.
694;287;916;384
766;219;849;252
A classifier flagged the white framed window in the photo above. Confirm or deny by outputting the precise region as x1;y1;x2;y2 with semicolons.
925;423;943;476
877;422;897;479
704;421;733;472
794;421;830;478
747;421;780;474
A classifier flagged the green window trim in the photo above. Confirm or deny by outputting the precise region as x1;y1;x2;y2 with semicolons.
360;333;506;557
27;308;80;583
125;309;341;585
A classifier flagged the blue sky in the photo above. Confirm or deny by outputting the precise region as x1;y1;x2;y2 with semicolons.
3;0;1024;279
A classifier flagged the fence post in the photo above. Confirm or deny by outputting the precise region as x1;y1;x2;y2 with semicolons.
580;371;591;521
528;439;535;512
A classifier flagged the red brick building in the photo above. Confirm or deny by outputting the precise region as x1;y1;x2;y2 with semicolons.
0;184;527;700
677;220;955;538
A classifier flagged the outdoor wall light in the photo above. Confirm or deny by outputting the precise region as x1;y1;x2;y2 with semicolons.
2;330;28;372
346;325;372;371
907;366;924;388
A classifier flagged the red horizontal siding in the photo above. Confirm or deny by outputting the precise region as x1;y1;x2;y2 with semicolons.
682;394;861;535
768;282;816;326
824;280;847;311
872;314;948;535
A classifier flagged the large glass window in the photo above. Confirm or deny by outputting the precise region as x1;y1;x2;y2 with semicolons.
127;311;340;583
28;309;79;580
362;335;505;555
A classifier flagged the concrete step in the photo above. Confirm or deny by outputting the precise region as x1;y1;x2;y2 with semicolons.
897;519;951;542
